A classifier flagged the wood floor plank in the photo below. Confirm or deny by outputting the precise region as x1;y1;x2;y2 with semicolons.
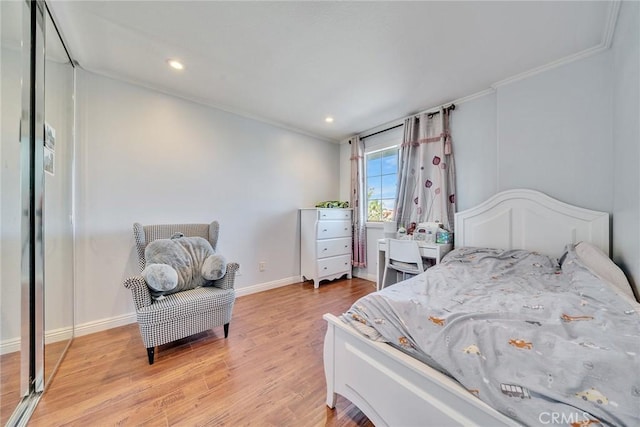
28;278;376;426
1;351;21;425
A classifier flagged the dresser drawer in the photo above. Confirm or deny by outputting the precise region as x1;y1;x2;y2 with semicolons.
318;209;352;221
317;220;351;239
318;254;351;277
317;237;351;258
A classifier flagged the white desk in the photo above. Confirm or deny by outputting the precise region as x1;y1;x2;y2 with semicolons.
377;239;452;290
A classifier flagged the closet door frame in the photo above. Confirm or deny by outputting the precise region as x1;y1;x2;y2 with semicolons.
19;0;46;399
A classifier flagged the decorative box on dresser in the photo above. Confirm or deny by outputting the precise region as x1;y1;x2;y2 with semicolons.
300;208;353;288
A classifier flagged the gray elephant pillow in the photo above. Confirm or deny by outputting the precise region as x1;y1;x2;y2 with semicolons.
141;234;227;300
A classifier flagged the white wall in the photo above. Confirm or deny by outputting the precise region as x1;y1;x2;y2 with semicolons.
496;53;613;212
74;71;340;330
611;0;639;295
340;5;639;295
453;52;613;213
452;46;638;293
450;92;497;210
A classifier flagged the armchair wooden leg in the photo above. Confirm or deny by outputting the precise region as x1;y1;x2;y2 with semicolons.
224;323;230;338
147;347;155;365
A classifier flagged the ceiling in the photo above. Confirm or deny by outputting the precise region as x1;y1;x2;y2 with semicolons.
47;1;617;142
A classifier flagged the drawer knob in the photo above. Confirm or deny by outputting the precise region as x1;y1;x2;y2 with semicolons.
323;267;328;270
323;229;328;232
323;248;327;251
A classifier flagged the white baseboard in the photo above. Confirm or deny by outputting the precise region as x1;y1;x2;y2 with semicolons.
63;277;300;338
1;326;75;355
65;278;300;339
1;337;20;355
1;276;311;353
74;312;137;337
352;270;376;283
45;326;74;344
235;276;300;297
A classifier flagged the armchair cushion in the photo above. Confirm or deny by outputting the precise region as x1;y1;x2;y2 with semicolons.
143;235;227;299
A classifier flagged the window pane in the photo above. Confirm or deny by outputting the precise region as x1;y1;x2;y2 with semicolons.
367;176;381;199
381;199;395;221
365;146;399;222
381;150;398;174
366;151;382;177
368;199;382;221
380;174;396;199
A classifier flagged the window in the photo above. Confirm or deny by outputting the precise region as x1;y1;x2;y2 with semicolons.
366;146;399;221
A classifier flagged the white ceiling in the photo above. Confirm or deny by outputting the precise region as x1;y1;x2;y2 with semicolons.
47;1;616;142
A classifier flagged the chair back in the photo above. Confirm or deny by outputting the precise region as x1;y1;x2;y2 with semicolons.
386;239;425;274
133;221;220;271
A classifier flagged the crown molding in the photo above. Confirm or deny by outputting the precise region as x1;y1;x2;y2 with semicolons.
492;0;621;90
452;88;496;105
603;0;622;48
491;44;608;89
355;87;497;139
80;68;339;144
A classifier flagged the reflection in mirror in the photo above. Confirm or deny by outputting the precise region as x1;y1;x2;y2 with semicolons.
43;5;75;388
2;2;76;422
1;0;25;423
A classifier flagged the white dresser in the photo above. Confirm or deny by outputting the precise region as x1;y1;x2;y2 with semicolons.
300;208;353;288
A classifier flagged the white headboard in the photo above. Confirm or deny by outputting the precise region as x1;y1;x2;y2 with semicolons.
454;189;610;258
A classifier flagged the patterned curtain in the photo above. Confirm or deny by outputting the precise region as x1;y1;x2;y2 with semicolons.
350;136;367;268
394;108;456;232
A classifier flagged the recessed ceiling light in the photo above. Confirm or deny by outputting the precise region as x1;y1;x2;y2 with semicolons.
325;117;334;123
167;59;184;70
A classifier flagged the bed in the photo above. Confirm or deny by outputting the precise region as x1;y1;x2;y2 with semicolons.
323;189;639;426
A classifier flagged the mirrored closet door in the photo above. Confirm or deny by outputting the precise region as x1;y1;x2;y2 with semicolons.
1;1;75;424
1;0;28;422
43;1;75;391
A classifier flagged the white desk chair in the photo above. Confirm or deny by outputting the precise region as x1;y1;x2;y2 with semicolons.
381;239;426;289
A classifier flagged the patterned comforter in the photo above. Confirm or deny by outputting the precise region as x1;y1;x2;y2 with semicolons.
343;246;640;426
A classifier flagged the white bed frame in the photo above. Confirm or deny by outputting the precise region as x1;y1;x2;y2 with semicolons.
323;189;609;427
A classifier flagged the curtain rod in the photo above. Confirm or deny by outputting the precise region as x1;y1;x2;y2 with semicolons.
357;103;455;142
358;123;403;141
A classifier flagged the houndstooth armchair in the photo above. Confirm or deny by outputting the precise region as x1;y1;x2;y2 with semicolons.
124;221;239;364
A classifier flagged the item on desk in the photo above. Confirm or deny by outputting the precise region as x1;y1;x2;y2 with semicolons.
436;230;453;244
416;222;442;243
397;227;407;239
407;222;417;235
426;230;435;243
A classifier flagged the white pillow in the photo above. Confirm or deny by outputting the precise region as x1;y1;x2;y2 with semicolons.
575;241;635;299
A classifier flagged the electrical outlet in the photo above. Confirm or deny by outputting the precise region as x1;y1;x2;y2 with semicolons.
259;261;266;272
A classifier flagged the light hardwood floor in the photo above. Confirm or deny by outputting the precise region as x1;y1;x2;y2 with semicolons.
1;339;69;425
28;278;376;426
1;347;21;425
